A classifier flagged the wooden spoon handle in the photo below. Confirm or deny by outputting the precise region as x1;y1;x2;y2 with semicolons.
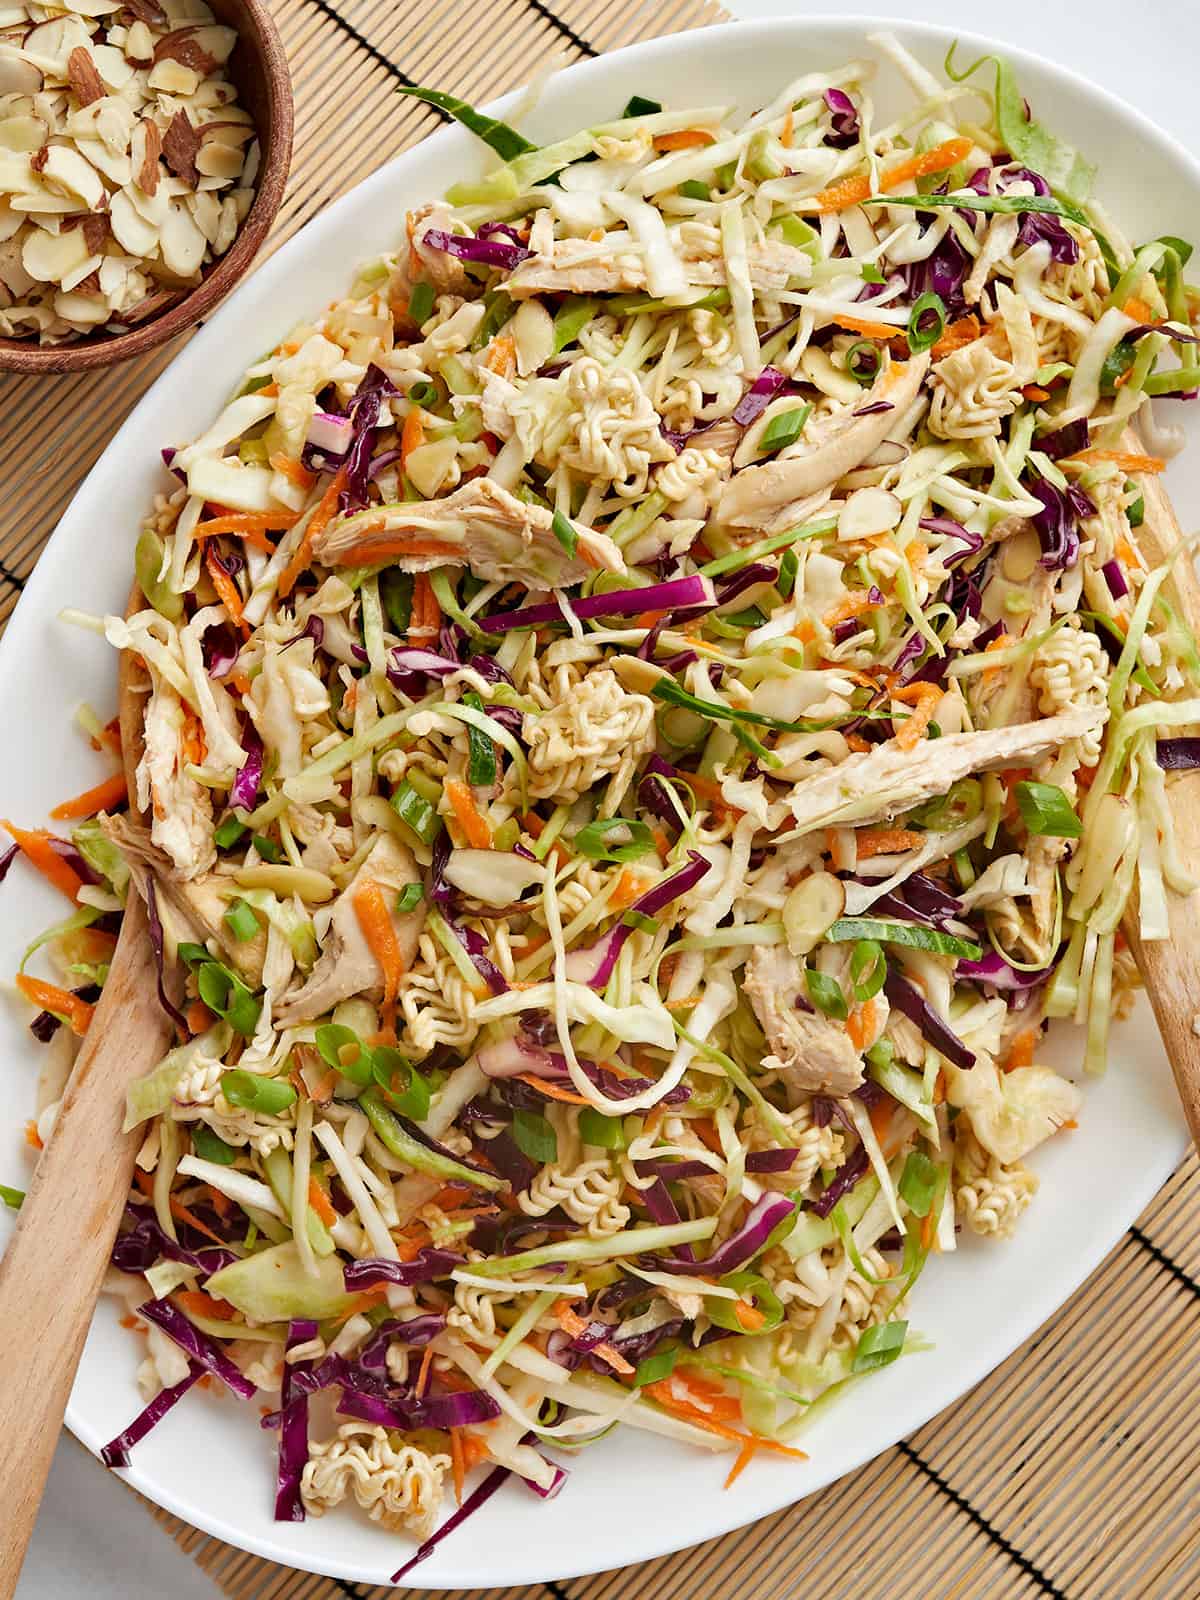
0;896;169;1600
1120;432;1200;1149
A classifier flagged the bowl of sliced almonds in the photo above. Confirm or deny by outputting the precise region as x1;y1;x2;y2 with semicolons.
0;0;292;374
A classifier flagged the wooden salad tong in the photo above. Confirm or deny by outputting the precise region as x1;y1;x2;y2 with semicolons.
0;588;168;1600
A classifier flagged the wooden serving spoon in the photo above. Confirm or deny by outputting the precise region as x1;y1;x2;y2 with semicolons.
1118;430;1200;1149
0;586;169;1600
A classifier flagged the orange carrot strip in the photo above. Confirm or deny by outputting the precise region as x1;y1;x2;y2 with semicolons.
482;335;516;376
1122;295;1154;323
892;682;944;752
415;1343;436;1397
450;1427;466;1506
846;997;877;1052
724;1437;760;1488
2;821;84;902
408;570;442;642
515;1074;591;1106
854;827;923;859
195;511;301;534
445;778;493;849
25;1120;43;1151
400;407;426;471
1063;448;1166;474
809;136;974;214
353;878;406;1029
277;468;347;601
269;453;317;491
824;590;885;626
49;771;128;820
653;128;715;150
733;1299;766;1333
15;975;94;1035
931;314;982;359
205;546;246;627
831;312;906;341
1004;1028;1037;1073
175;1289;236;1323
307;1176;337;1227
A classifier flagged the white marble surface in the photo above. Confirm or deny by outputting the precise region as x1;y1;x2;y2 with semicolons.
17;1;1200;1593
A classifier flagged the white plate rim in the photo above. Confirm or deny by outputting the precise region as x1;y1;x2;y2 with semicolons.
0;14;1191;1585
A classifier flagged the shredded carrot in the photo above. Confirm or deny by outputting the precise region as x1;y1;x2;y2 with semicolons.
610;866;654;909
181;705;206;770
1063;448;1166;474
195;510;300;535
415;1343;436;1397
175;1289;236;1323
724;1436;760;1487
868;1092;893;1147
808;136;974;213
553;1301;634;1375
49;771;128;820
408;569;442;643
854;827;924;859
824;589;885;626
450;1427;466;1506
653;128;715;150
733;1299;766;1333
268;453;317;491
830;312;905;341
932;1068;946;1106
1;820;84;902
1122;295;1154;323
205;546;246;628
931;314;982;359
353;878;406;1031
257;381;278;397
130;1167;233;1244
400;406;426;471
204;1184;233;1219
482;334;516;377
307;1176;337;1227
25;1120;42;1150
921;1203;938;1252
845;732;871;754
462;1433;491;1469
277;468;348;600
892;681;944;751
780;110;794;147
846;997;877;1053
59;926;118;967
1022;384;1051;403
691;1117;724;1156
791;619;816;644
445;778;493;849
1004;1028;1038;1073
1115;536;1140;567
647;1371;742;1422
15;975;94;1035
515;1074;591;1106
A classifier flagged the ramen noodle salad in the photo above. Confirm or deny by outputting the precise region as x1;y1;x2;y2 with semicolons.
6;32;1200;1577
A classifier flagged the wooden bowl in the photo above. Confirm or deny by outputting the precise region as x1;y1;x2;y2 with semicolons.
0;0;293;376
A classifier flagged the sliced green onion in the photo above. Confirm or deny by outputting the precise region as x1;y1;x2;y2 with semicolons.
315;1022;372;1087
177;941;210;967
1125;482;1145;528
805;968;848;1020
391;779;443;846
407;379;439;407
192;1125;238;1165
553;296;601;354
469;1217;716;1278
860;263;886;285
850;939;887;1002
472;291;513;352
551;509;578;559
907;291;947;354
371;1044;431;1120
778;548;799;600
845;340;882;384
578;1108;627;1149
899;1149;939;1217
707;1269;784;1333
251;833;283;863
214;816;247;849
653;677;829;734
633;1345;678;1386
1143;367;1200;396
678;179;710;200
221;1069;297;1115
759;405;812;456
574;817;656;863
394;85;534;160
1015;780;1082;838
197;961;261;1037
827;918;983;960
381;568;414;635
396;882;424;913
406;279;435;326
361;1088;504;1191
1100;340;1136;396
462;691;497;787
623;94;661;117
870;190;1092;229
223;898;260;944
698;515;836;579
512;1108;558;1164
852;1318;908;1372
1;1183;24;1210
622;909;660;934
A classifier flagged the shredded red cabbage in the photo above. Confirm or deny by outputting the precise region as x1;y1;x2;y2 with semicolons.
811;1143;870;1218
112;1202;239;1278
448;918;509;994
564;850;710;988
423;227;532;270
884;971;975;1068
229;725;263;811
143;880;190;1034
1036;419;1089;460
480;574;715;633
358;1314;446;1369
342;1249;464;1290
391;1465;511;1582
732;366;787;426
1027;471;1094;570
652;1192;795;1275
274;1318;317;1522
957;949;1048;990
919;515;983;567
823;87;860;148
138;1297;258;1398
101;1361;203;1467
1157;738;1200;770
1102;559;1130;599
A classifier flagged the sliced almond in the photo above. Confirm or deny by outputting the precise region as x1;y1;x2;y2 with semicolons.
123;0;168;27
89;43;133;91
54;285;109;323
147;57;197;95
28;141;48;172
23;17;92;81
127;173;167;227
130;114;160;193
158;195;204;276
151;27;216;76
22;220;91;281
0;114;50;152
0;47;44;97
194;137;241;180
66;44;104;105
41;143;106;209
81;210;108;252
837;486;902;543
0;197;22;243
186;185;218;243
160;105;197;185
211;192;236;253
71;131;129;186
60;249;102;292
240;136;258;188
109;183;158;254
122;20;155;63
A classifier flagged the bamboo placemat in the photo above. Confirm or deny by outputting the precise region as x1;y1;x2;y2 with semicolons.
6;0;1200;1594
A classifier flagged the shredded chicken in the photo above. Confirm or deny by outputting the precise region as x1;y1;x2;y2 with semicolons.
135;674;216;880
743;945;865;1096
